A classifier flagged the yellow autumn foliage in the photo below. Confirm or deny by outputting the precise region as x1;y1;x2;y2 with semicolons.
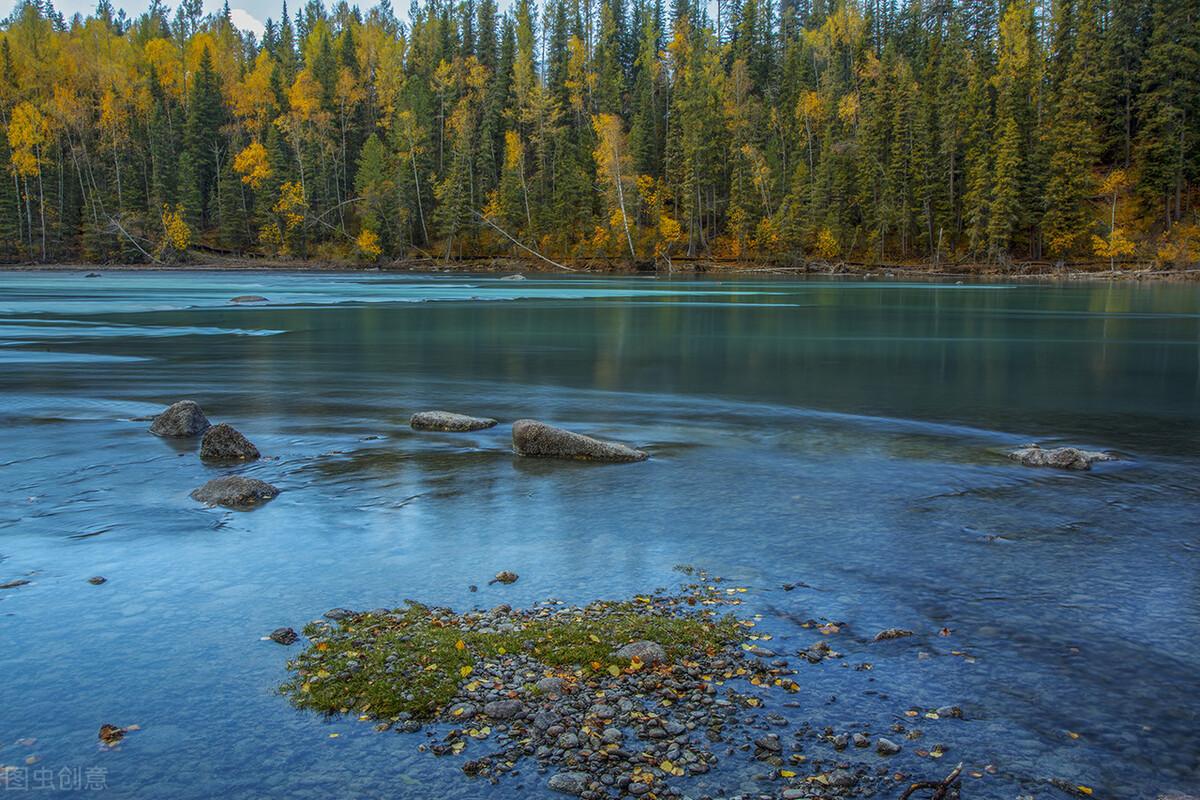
233;141;271;189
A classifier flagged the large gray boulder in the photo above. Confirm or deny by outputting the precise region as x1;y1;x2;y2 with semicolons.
149;400;211;437
190;475;279;510
410;411;498;432
200;423;260;462
1008;443;1116;471
512;419;647;463
612;640;667;665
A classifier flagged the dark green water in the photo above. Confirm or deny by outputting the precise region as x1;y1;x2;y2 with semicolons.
0;271;1197;799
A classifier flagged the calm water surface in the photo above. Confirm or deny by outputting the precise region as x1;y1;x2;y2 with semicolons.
1;271;1198;799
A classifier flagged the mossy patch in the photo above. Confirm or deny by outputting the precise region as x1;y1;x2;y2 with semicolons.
280;596;743;721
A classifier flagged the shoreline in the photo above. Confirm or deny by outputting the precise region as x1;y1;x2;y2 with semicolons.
2;256;1198;282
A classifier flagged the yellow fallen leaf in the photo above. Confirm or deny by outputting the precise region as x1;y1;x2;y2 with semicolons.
1067;731;1080;740
589;634;600;643
780;770;796;778
329;733;340;738
1077;788;1093;796
455;640;465;651
607;664;622;677
460;665;473;678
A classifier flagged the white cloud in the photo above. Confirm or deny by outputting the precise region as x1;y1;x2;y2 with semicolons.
229;8;265;38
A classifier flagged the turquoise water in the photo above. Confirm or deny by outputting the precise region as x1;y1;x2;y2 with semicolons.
0;271;1197;799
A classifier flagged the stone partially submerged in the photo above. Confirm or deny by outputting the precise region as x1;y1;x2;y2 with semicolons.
200;423;261;462
1008;443;1116;471
511;419;647;463
190;475;279;510
149;400;211;437
410;411;498;432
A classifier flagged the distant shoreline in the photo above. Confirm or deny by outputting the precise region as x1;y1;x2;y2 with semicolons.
2;257;1198;281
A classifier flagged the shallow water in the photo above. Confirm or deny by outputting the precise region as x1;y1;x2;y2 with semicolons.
0;270;1197;799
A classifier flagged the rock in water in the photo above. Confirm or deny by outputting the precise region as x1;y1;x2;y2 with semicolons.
269;627;298;645
500;274;527;281
875;737;901;755
149;400;211;437
230;295;268;303
873;628;914;642
1008;443;1116;471
98;725;125;746
200;423;260;462
612;640;668;666
190;476;279;510
489;571;519;585
511;419;647;463
87;576;107;585
410;411;498;432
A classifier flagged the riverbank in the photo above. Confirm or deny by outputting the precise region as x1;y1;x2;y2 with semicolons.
2;255;1198;281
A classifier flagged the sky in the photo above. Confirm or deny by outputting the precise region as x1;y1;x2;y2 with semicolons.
10;0;274;37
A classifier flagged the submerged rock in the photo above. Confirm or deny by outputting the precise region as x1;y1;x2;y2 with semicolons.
149;400;211;437
874;628;914;642
87;576;107;585
0;579;31;589
410;411;498;432
511;419;647;463
190;475;279;510
1008;443;1116;471
230;295;268;303
200;423;260;462
612;640;667;666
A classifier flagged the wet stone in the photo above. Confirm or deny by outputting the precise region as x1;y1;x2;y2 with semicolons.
199;423;260;462
149;400;211;438
190;476;279;510
410;411;498;432
875;737;901;755
269;627;298;645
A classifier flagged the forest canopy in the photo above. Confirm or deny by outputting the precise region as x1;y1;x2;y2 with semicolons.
0;0;1197;266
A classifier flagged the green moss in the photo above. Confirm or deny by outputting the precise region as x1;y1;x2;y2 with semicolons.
280;599;741;721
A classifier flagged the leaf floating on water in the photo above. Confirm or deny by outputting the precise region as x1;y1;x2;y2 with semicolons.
98;725;126;746
779;769;796;778
1077;787;1093;796
1067;731;1081;740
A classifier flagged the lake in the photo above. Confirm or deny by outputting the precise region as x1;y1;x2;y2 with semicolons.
0;271;1197;799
